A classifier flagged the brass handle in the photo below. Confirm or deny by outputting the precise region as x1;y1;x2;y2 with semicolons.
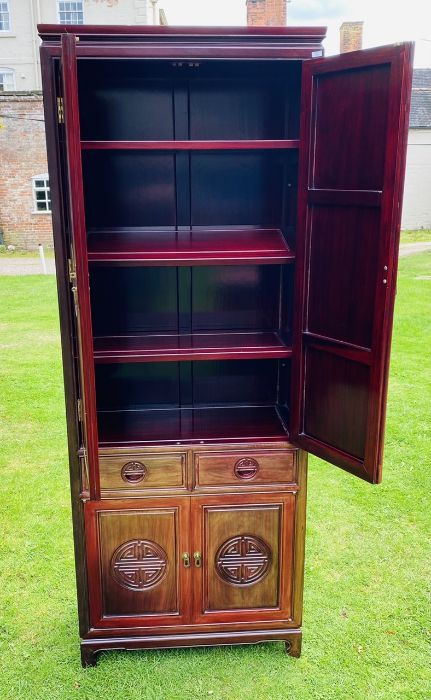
121;461;147;483
234;457;259;480
193;551;202;568
182;552;191;568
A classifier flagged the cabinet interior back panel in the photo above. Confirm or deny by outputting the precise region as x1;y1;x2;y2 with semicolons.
189;80;287;140
77;59;302;141
96;362;181;411
95;359;284;411
90;267;179;335
82;151;294;230
82;151;176;228
78;60;175;141
192;359;279;406
191;265;281;331
190;152;286;226
90;265;285;336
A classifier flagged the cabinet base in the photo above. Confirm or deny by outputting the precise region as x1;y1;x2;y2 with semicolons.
80;628;302;667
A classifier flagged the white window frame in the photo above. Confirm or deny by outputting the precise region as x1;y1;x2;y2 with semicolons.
32;174;51;214
0;68;15;91
57;1;84;25
0;1;10;32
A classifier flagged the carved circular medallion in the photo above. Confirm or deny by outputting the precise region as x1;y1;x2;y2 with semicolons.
111;539;167;590
215;534;271;586
121;461;147;484
234;457;259;480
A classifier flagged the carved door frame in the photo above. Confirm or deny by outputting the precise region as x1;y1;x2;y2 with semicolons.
190;493;296;625
84;498;192;630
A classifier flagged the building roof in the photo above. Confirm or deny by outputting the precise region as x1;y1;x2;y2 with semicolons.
410;68;431;128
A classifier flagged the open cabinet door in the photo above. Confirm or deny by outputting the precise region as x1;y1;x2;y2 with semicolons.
61;33;99;496
291;44;413;483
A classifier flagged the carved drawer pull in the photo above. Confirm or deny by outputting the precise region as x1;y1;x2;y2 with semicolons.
193;551;202;568
234;457;259;480
121;461;147;484
182;552;191;568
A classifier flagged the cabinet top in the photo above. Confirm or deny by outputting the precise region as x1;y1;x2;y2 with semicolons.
38;24;327;47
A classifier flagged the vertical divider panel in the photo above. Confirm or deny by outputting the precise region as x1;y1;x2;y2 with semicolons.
173;79;191;231
173;77;194;426
61;34;100;498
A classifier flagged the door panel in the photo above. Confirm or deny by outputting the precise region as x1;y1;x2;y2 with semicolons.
312;63;391;190
61;34;99;496
304;346;370;461
307;206;380;348
191;494;295;624
291;43;414;483
85;499;191;628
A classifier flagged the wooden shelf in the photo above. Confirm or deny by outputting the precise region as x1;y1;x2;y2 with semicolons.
87;228;294;265
81;139;300;151
97;405;289;446
93;331;292;363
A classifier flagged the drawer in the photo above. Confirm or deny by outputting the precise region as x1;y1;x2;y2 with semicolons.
194;449;296;490
99;453;188;494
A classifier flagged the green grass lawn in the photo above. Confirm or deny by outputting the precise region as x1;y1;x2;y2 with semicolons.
0;254;430;700
400;229;431;243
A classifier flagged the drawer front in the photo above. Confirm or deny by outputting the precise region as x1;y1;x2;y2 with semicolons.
194;449;296;490
99;453;187;494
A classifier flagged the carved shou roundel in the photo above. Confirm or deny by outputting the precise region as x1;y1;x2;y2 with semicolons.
215;534;272;586
121;461;147;483
111;539;168;591
234;457;259;480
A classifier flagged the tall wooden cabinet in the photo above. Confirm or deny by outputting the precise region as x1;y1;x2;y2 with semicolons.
38;25;413;666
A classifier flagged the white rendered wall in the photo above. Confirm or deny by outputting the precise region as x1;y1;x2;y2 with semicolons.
402;129;431;230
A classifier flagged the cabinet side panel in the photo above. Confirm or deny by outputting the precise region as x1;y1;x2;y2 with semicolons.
292;450;307;626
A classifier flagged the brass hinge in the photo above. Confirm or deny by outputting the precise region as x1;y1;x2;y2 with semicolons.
57;96;64;124
68;257;76;284
77;398;83;423
82;447;89;488
68;257;78;316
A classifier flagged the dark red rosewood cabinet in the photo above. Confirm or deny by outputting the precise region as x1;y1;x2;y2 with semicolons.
38;24;413;667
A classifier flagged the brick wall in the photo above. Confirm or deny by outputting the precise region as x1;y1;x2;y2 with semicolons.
246;0;287;27
0;93;53;250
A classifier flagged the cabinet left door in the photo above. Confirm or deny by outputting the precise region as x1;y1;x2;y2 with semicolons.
61;33;99;494
84;498;192;630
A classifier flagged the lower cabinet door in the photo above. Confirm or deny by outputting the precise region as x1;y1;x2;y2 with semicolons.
84;498;191;629
191;493;296;625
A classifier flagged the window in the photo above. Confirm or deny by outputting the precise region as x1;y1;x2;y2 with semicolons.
58;1;84;24
32;175;51;213
0;68;15;91
0;2;10;31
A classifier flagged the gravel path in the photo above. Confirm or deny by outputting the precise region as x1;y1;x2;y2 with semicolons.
0;257;56;275
398;242;431;257
0;242;430;275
